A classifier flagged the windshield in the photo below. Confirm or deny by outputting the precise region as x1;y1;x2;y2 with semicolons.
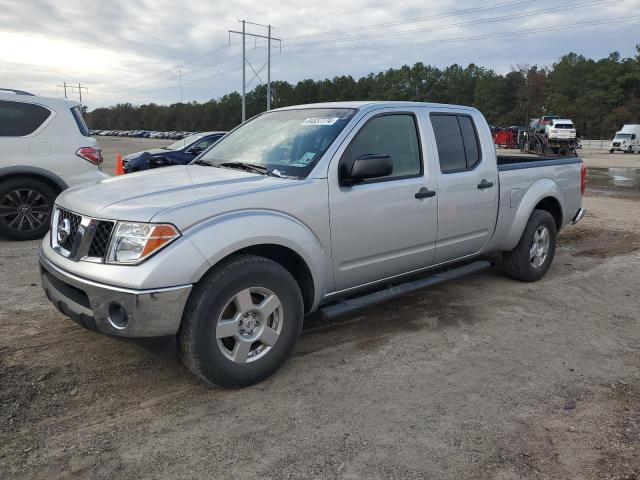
196;108;356;178
165;133;204;150
615;133;632;139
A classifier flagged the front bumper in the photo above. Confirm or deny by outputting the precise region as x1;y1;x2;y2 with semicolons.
39;248;192;338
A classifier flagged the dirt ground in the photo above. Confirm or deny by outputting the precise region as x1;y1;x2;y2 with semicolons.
1;138;639;479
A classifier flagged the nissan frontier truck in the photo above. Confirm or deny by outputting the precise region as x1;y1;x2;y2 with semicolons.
39;102;586;387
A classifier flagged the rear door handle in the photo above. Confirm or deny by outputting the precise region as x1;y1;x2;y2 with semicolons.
477;179;494;190
415;187;436;199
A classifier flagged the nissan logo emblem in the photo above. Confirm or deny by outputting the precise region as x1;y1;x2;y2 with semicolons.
57;218;72;244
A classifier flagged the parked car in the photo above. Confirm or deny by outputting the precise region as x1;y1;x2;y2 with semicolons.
544;118;577;141
123;131;226;173
39;101;585;387
609;124;640;153
0;88;107;240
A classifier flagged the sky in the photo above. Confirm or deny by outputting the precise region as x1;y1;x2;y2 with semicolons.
1;0;639;110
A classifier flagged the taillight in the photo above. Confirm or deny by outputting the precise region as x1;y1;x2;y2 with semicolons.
580;161;586;196
76;147;103;165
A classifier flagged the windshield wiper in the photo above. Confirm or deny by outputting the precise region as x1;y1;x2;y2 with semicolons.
192;159;215;166
218;161;284;178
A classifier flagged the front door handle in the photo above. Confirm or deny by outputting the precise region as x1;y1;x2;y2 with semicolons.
477;179;494;190
415;187;436;199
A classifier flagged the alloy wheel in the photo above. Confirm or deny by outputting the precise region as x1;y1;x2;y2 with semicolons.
215;287;283;364
0;189;50;233
529;225;550;268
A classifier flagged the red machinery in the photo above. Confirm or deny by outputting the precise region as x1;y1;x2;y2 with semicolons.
493;128;519;149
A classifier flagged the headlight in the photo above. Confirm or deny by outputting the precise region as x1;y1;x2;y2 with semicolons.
106;222;180;264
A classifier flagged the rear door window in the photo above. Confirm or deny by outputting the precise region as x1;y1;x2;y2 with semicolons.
430;113;482;173
70;106;90;136
0;100;52;136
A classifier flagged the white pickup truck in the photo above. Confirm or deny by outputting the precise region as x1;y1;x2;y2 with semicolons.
39;102;586;387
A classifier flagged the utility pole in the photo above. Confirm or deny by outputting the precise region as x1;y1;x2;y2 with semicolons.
178;68;183;103
242;20;246;121
267;24;271;111
57;82;68;98
76;83;88;105
229;20;281;122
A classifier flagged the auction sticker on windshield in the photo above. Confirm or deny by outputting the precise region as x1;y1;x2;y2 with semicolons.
301;117;340;126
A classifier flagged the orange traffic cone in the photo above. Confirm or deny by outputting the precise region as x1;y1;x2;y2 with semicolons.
115;153;124;176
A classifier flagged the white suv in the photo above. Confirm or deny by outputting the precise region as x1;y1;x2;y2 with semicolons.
0;89;108;240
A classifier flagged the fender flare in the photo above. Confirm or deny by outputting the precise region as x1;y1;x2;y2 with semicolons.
183;209;330;310
0;165;68;191
502;178;565;252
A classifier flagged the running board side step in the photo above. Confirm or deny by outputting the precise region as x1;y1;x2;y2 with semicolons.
319;260;491;320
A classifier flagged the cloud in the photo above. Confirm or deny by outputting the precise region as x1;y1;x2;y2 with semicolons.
1;0;639;109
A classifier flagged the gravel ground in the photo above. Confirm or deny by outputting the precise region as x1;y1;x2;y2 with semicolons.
1;138;639;479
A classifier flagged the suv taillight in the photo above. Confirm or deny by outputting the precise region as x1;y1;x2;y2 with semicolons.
581;161;586;196
76;147;103;165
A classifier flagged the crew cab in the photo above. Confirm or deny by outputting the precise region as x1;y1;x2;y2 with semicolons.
39;102;586;387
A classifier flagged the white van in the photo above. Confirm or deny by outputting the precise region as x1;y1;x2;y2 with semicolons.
610;125;640;153
0;88;108;240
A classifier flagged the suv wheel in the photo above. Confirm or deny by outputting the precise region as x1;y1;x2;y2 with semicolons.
501;209;557;282
179;255;304;387
0;177;56;240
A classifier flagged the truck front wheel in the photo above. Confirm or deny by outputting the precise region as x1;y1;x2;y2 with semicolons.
178;255;304;387
501;209;557;282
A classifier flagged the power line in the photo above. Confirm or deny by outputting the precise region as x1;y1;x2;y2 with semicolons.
281;0;535;39
283;15;640;54
284;0;622;48
114;49;244;95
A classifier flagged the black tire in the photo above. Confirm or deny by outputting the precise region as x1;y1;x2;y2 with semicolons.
609;149;615;153
0;177;57;241
501;209;557;282
178;255;304;388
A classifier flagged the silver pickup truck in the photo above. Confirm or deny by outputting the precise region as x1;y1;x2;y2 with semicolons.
39;102;586;387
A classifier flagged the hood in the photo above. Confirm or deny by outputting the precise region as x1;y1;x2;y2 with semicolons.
124;148;169;160
56;165;298;223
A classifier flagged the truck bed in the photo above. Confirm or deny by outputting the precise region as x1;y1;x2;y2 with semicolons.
497;155;582;171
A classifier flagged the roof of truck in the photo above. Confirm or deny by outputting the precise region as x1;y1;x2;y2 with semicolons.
273;101;479;112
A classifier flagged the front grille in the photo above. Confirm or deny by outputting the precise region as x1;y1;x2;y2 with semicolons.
613;142;621;147
57;209;82;252
88;221;114;258
53;208;115;262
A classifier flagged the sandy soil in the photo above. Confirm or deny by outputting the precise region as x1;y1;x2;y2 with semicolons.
1;139;639;479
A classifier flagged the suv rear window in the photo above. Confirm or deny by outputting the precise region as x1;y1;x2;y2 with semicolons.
554;123;573;129
70;106;90;136
0;100;51;136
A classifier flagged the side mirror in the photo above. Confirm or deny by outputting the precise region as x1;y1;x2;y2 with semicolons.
340;154;393;185
149;157;174;169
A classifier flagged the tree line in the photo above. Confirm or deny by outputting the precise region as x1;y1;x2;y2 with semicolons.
86;46;640;139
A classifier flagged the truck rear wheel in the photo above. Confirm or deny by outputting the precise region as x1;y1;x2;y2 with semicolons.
501;209;557;282
178;255;304;387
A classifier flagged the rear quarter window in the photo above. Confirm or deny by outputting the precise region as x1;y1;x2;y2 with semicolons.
70;106;90;136
0;100;52;136
430;113;482;173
